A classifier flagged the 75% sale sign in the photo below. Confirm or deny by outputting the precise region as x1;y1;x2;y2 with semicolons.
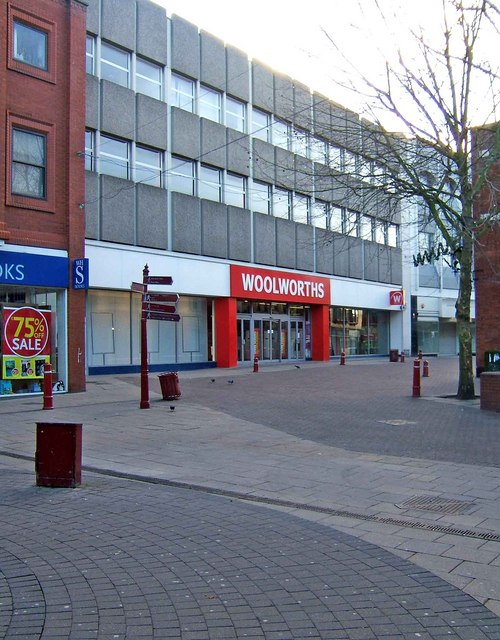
2;307;51;358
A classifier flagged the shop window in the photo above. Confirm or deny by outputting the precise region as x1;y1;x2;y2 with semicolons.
225;173;246;208
171;73;195;112
101;42;130;87
252;181;272;214
170;156;195;195
6;114;55;212
8;8;55;83
252;108;271;142
136;57;162;100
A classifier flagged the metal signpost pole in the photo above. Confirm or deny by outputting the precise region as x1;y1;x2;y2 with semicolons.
140;264;150;409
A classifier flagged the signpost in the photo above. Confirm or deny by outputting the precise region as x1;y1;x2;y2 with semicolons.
135;265;180;409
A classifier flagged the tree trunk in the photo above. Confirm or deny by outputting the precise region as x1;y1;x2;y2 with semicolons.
455;232;476;399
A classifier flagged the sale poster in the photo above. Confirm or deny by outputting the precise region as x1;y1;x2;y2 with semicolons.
2;307;51;380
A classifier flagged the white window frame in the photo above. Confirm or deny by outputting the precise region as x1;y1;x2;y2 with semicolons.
273;119;290;150
225;96;246;132
84;129;94;171
199;85;222;123
252;181;272;214
99;135;130;179
225;173;246;208
273;187;291;219
170;156;196;195
171;73;195;112
252;108;271;142
136;56;163;100
100;41;130;88
135;146;163;187
86;34;95;75
199;165;222;202
293;193;310;224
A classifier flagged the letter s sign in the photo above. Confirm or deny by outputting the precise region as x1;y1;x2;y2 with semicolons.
72;258;89;290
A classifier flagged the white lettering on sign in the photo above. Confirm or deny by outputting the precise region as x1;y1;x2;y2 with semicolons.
0;263;25;281
241;273;325;299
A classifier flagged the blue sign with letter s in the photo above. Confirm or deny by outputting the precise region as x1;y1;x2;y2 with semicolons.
72;258;89;290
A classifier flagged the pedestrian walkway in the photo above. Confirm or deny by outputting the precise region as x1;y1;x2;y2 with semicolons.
0;357;499;639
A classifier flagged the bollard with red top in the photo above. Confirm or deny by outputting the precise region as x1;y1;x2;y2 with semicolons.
43;363;54;410
253;354;259;373
418;349;423;360
423;359;430;377
412;358;421;397
400;351;405;363
340;351;346;365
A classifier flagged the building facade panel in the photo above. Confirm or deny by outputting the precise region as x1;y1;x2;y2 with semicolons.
101;0;135;50
136;0;169;64
171;15;200;79
200;31;226;90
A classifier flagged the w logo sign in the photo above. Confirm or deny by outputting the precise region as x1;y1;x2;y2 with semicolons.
390;290;404;305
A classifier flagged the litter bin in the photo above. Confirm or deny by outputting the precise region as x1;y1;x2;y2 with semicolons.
158;372;181;400
484;351;500;372
389;349;399;362
36;422;82;488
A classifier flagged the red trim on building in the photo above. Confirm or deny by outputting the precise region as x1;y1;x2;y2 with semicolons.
214;298;238;368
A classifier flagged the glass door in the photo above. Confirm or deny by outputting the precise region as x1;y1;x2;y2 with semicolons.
289;319;304;360
237;318;251;362
262;319;281;360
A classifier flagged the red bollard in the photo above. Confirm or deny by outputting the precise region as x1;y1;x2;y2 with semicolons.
418;350;423;360
400;352;405;363
340;351;346;365
423;360;430;377
412;358;421;397
253;355;259;373
43;363;54;410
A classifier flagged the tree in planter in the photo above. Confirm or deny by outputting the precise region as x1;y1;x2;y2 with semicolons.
318;0;500;399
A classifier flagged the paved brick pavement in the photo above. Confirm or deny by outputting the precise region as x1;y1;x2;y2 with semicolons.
0;357;499;638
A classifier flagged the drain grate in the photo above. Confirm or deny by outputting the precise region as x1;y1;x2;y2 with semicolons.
397;495;476;515
377;419;417;426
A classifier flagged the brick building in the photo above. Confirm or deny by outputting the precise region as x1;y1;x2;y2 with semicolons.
0;0;88;395
474;124;500;376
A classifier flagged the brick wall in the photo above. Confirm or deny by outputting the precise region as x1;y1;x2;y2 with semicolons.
480;372;500;412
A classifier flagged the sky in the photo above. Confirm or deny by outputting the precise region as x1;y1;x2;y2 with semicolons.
151;0;499;127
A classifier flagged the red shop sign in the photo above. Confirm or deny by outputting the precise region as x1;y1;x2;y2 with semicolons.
231;265;330;304
2;306;51;358
389;290;405;306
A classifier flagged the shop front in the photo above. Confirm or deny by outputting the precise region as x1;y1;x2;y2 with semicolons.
0;246;69;397
214;265;331;368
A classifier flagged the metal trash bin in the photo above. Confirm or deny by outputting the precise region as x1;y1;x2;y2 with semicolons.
484;351;500;372
36;422;82;488
158;372;181;400
389;349;399;362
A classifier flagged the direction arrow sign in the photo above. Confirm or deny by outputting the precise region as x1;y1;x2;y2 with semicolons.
142;311;180;322
131;281;146;293
143;293;179;303
144;275;173;285
143;303;177;314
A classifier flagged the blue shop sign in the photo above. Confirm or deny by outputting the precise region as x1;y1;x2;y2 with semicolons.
0;250;69;287
72;258;89;290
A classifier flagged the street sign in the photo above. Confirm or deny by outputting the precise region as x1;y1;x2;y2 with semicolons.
131;281;146;293
143;275;173;285
143;293;179;303
142;303;177;314
142;311;180;322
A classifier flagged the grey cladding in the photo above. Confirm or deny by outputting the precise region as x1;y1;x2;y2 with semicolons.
171;16;200;78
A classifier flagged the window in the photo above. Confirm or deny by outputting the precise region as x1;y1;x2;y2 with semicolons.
374;221;387;245
99;136;129;179
330;205;343;233
12;128;46;198
199;86;222;122
273;188;291;219
344;150;358;174
225;173;246;208
292;127;309;158
136;147;162;187
388;224;399;247
136;57;162;100
199;165;222;201
171;73;195;112
252;109;271;142
85;130;94;171
86;35;95;74
329;146;344;171
312;201;329;229
345;209;359;236
360;215;373;240
293;194;310;224
13;20;47;70
170;156;195;195
359;157;373;182
226;97;246;132
273;119;290;150
101;42;130;87
252;181;272;214
310;137;327;164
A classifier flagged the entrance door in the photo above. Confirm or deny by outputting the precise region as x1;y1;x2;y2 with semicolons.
261;319;281;361
289;319;304;360
237;318;251;362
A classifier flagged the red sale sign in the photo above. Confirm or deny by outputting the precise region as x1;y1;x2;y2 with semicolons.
2;307;51;358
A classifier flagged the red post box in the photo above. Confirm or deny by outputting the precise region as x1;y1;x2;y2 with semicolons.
36;423;82;488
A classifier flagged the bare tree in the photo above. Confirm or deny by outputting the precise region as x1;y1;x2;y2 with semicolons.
319;0;500;399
